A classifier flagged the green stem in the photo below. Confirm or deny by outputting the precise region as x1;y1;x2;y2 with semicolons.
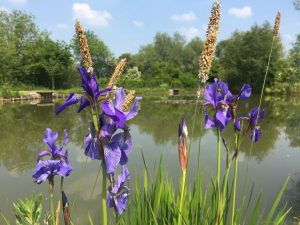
257;36;275;122
177;170;187;225
231;123;240;225
50;192;56;225
92;111;99;133
217;128;221;187
250;36;275;155
102;163;108;225
0;211;10;225
231;156;238;225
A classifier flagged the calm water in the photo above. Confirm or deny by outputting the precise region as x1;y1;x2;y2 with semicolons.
0;95;300;224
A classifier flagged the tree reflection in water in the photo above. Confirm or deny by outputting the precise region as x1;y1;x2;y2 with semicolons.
0;95;299;174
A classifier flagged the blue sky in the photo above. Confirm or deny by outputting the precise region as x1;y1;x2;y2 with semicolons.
0;0;299;57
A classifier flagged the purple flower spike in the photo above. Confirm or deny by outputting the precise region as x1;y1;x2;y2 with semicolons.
84;122;101;160
238;84;252;100
102;87;142;129
39;128;68;160
55;93;80;115
32;159;72;184
103;141;121;175
33;129;72;184
204;79;233;131
107;166;130;215
55;67;111;114
235;107;265;142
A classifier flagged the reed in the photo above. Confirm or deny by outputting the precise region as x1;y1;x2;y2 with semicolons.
198;0;221;84
75;20;93;74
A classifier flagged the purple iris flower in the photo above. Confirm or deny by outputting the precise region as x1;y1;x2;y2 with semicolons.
107;166;131;215
204;78;233;131
103;131;132;174
102;87;142;128
84;120;132;175
32;159;72;184
84;121;101;160
230;84;252;101
37;128;69;160
32;128;72;184
55;67;111;114
234;107;265;142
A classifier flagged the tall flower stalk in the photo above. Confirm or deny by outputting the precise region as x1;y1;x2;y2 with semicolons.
32;128;72;225
55;20;141;224
252;11;281;153
198;0;221;84
177;118;188;225
193;0;221;172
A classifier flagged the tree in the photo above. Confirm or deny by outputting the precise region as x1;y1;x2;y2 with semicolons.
0;10;74;88
33;39;74;89
0;10;41;84
182;37;203;75
288;34;300;82
71;30;114;78
219;23;284;92
294;0;300;10
134;32;203;85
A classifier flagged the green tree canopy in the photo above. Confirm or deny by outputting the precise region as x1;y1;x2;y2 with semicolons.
288;34;300;82
0;10;74;88
218;23;285;92
133;32;202;87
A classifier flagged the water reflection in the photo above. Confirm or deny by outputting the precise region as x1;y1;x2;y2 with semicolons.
0;95;300;223
0;95;299;174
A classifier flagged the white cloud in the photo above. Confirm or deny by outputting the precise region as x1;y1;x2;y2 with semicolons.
72;3;112;27
171;11;197;22
132;20;144;28
228;6;252;19
6;0;26;5
55;23;68;29
178;27;201;40
0;6;10;12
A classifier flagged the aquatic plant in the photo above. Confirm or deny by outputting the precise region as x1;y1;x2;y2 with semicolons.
32;128;72;225
177;118;188;225
199;0;221;84
54;20;141;225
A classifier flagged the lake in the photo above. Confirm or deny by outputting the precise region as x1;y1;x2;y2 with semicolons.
0;94;300;224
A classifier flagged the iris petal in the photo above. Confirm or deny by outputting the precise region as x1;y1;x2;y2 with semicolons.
126;97;142;121
55;93;80;115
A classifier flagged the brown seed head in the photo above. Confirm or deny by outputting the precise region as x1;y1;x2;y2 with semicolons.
121;90;135;112
107;58;127;89
199;0;221;83
75;20;93;74
273;11;281;36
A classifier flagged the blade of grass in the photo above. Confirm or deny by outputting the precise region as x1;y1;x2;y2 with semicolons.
264;177;289;225
88;212;95;225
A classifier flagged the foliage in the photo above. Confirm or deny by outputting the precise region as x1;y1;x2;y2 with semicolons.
218;23;285;92
294;0;300;10
0;82;19;98
71;30;115;78
32;38;75;89
103;157;290;225
288;34;300;82
132;33;203;87
0;10;74;89
13;194;42;225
